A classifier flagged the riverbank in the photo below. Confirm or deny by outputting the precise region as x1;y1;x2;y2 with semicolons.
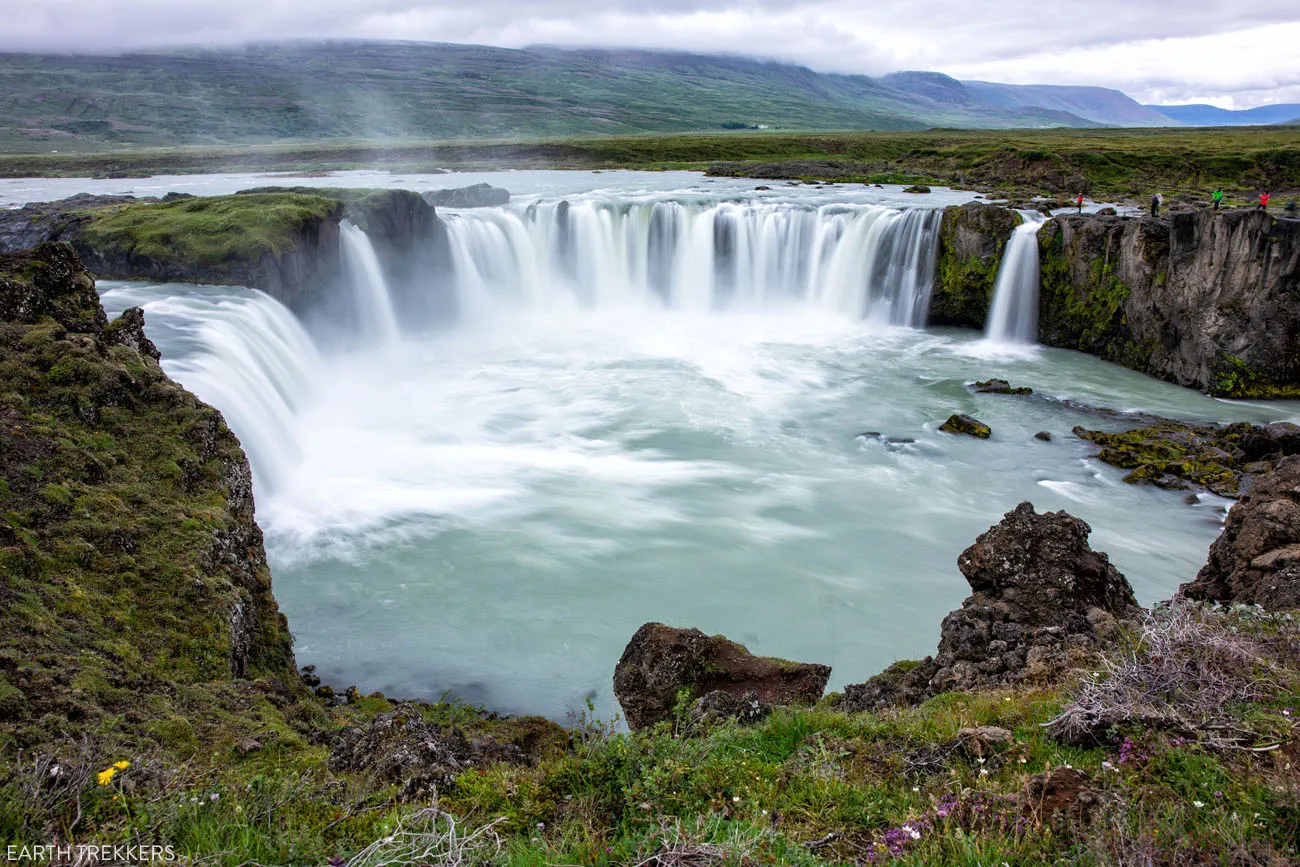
2;127;1299;202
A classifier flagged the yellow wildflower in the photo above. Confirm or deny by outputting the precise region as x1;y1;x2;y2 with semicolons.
96;767;118;786
114;760;130;770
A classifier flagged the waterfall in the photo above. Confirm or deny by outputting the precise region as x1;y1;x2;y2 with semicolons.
439;200;943;327
339;220;402;343
104;288;322;495
985;211;1047;344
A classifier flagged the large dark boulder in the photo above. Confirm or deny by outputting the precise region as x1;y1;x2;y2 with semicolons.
613;623;830;730
839;503;1139;711
1181;455;1300;609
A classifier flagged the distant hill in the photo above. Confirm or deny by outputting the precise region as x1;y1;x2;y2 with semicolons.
0;41;1172;152
1146;103;1300;126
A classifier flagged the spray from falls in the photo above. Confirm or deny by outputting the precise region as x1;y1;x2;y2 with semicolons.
439;200;943;326
985;211;1047;345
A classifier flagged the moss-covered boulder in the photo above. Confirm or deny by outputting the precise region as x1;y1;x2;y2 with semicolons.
1073;420;1300;496
929;203;1018;329
972;378;1032;395
940;413;992;438
0;243;309;753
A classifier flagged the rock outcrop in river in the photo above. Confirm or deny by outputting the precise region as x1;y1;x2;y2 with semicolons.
838;502;1140;711
930;202;1018;328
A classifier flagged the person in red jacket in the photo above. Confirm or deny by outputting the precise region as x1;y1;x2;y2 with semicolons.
1260;192;1270;210
1076;193;1084;214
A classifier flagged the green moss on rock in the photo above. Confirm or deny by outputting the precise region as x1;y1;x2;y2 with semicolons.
940;413;992;438
929;203;1018;329
0;242;308;752
79;192;341;272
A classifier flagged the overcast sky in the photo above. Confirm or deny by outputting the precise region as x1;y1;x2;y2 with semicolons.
6;1;1299;108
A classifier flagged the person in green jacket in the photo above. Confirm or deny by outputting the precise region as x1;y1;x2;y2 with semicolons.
1212;189;1223;210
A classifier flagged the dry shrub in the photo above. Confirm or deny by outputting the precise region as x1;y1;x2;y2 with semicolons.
345;807;505;867
1048;600;1294;748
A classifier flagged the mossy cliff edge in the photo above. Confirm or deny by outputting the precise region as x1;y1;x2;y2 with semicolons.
0;188;445;306
1039;210;1300;397
0;242;313;753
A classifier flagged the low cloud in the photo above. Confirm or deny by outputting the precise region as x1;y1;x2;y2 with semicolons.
5;0;1299;107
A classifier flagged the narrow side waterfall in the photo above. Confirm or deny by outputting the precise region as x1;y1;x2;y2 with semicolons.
440;200;943;326
985;211;1047;344
339;220;402;343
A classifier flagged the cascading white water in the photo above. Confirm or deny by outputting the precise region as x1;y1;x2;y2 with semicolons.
98;286;322;495
91;170;1300;722
440;200;942;326
985;211;1047;345
339;220;402;343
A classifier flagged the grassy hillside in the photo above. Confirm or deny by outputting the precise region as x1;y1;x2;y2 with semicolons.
0;41;1152;153
3;127;1297;200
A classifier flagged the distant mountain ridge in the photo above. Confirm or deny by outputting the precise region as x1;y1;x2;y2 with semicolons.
1146;103;1300;126
0;41;1177;151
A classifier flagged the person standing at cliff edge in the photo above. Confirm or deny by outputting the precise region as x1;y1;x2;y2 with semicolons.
1076;193;1084;214
1151;193;1162;217
1259;192;1270;210
1213;189;1223;210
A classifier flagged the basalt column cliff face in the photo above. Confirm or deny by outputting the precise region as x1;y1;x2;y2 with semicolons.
1038;210;1300;398
0;243;306;749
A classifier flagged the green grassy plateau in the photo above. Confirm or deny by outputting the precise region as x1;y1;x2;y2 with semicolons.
3;128;1298;201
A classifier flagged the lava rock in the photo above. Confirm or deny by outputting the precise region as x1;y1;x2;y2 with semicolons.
940;414;992;438
1181;455;1300;609
103;307;161;361
688;689;772;727
903;185;932;194
1034;431;1052;441
423;183;510;208
972;378;1032;395
857;431;917;449
838;502;1139;711
613;623;830;731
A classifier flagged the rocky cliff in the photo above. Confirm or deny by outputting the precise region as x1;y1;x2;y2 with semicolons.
929;202;1019;328
1038;209;1300;397
0;243;307;749
0;188;448;309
